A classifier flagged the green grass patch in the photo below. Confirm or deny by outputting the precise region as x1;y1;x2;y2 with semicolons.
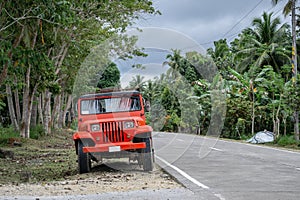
30;125;45;139
0;126;19;146
274;135;300;148
0;130;78;184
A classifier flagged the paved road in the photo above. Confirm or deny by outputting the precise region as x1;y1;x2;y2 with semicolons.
153;132;300;200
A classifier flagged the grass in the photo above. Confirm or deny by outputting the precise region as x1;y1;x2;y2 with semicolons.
0;129;78;184
0;125;46;146
274;135;300;149
30;125;46;140
0;126;20;146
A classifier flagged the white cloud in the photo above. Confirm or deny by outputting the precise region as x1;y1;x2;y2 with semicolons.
136;0;287;48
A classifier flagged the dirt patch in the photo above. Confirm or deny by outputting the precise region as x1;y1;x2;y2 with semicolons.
0;163;180;197
0;130;182;197
0;131;77;184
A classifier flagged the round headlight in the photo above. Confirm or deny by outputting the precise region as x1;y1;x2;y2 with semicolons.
123;121;134;129
91;124;100;132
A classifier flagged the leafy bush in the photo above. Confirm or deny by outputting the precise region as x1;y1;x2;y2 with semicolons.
70;119;78;130
0;126;19;146
30;125;45;139
240;134;250;141
162;112;180;132
275;135;300;147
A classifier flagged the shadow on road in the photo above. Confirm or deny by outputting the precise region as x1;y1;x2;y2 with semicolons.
90;159;146;173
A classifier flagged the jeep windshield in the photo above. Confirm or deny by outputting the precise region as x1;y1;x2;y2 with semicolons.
80;96;141;115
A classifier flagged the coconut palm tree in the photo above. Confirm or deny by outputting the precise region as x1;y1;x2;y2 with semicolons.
272;0;296;16
207;39;233;70
164;50;185;81
128;75;145;91
236;12;290;73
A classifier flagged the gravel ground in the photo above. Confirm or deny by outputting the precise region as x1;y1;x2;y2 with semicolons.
0;188;199;200
0;160;184;198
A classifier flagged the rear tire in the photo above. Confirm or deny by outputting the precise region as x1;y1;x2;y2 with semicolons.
142;137;154;172
78;141;91;174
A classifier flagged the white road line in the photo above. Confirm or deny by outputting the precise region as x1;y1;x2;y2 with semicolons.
155;155;209;189
210;147;224;152
296;168;300;171
155;155;226;200
176;139;184;142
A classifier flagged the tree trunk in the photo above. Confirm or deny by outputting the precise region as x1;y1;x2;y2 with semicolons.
56;94;62;129
20;99;28;137
283;118;287;136
275;101;281;138
57;92;65;129
14;87;21;124
272;107;276;135
43;90;52;134
20;65;32;138
38;94;44;125
294;111;299;140
25;86;38;138
58;93;65;128
31;96;38;127
19;67;39;138
62;94;72;128
276;118;280;138
251;94;255;135
51;94;61;129
6;84;19;131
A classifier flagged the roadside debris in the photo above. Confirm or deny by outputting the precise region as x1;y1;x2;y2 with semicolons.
247;130;274;144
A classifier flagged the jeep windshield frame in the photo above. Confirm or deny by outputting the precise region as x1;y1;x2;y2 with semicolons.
80;95;141;115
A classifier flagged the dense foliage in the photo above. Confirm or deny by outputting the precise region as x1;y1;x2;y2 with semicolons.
137;12;300;141
0;0;159;137
0;1;299;143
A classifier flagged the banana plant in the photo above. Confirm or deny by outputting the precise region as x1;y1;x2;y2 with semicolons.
227;66;272;135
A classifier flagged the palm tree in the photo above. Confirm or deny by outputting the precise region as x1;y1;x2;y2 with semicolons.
164;49;184;80
143;80;160;103
272;0;296;16
128;75;145;91
236;12;290;73
207;39;233;70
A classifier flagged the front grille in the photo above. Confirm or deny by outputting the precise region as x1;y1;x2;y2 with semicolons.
101;121;125;143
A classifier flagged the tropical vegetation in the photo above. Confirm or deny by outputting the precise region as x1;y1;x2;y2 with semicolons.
0;1;299;147
133;11;300;144
0;0;158;138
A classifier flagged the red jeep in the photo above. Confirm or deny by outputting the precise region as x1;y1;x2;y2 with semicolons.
73;90;154;173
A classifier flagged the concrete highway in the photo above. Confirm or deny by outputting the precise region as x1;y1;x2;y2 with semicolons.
153;132;300;200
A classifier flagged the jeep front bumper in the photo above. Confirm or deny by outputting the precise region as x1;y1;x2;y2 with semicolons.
82;142;146;153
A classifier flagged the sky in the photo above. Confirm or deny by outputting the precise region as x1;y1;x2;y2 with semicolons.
135;0;289;49
119;0;291;87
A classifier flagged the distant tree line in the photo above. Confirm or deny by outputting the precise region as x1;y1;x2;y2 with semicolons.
129;11;300;141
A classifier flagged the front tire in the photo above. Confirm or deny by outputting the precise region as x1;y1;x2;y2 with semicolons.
78;140;91;174
142;137;154;172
